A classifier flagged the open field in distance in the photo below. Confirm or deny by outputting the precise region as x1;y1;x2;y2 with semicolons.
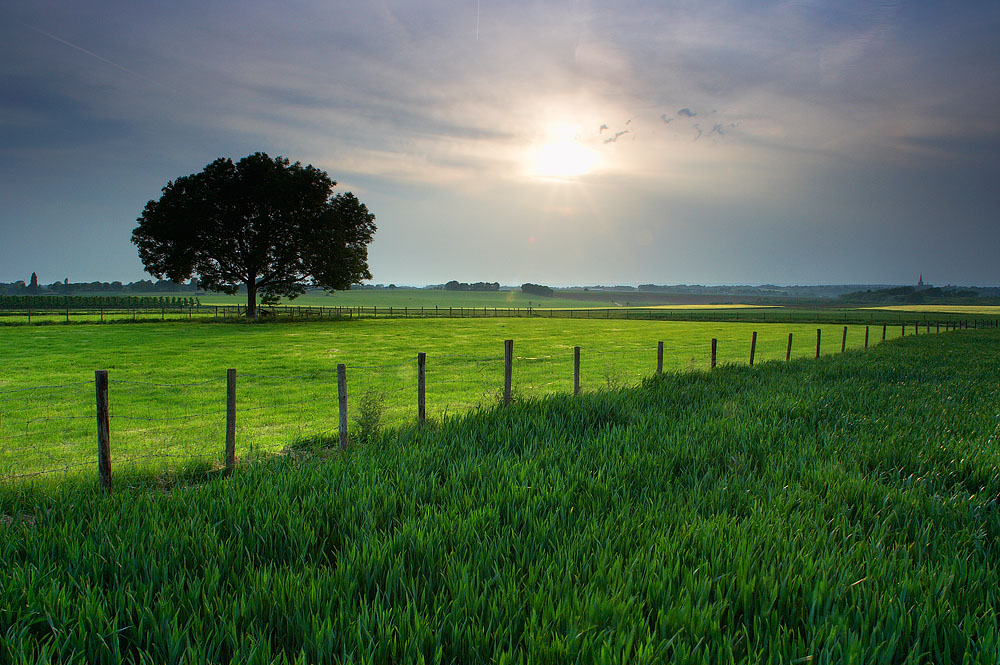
861;305;1000;314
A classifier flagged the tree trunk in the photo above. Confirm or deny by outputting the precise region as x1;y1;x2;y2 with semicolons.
246;281;257;320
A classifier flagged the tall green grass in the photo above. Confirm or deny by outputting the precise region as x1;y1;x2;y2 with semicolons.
2;330;998;663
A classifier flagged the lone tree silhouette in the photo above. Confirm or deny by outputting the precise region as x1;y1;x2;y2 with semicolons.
132;153;376;319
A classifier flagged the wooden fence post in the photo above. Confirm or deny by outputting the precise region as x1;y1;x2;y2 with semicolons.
504;339;513;406
338;364;348;450
786;332;793;361
574;346;581;395
225;369;236;475
749;331;757;366
815;329;821;358
95;370;111;493
841;326;847;352
902;323;906;336
417;353;426;428
657;341;663;376
711;338;717;369
865;326;869;349
882;324;887;341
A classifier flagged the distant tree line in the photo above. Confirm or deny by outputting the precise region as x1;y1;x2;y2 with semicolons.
838;286;981;304
0;276;200;296
521;283;554;297
440;280;501;292
0;295;200;309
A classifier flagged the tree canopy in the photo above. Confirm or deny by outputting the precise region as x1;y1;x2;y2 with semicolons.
132;152;376;318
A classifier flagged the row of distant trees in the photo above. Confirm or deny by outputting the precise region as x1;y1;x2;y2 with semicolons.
0;276;200;296
440;280;501;292
0;295;200;309
837;286;982;304
521;283;554;297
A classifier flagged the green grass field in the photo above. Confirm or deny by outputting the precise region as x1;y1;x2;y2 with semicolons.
0;318;919;479
132;288;615;309
2;328;998;662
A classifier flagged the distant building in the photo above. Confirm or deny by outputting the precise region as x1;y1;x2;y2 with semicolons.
918;274;924;287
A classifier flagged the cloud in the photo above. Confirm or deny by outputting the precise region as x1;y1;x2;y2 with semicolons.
3;0;1000;285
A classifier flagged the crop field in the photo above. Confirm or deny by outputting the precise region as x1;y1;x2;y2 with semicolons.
862;305;1000;315
2;328;998;662
99;288;614;309
0;317;918;480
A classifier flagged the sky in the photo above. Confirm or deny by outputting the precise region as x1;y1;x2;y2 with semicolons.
2;0;999;287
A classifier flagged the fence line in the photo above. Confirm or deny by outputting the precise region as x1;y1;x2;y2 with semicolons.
0;321;990;488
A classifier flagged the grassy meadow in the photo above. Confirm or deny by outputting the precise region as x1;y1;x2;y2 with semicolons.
1;317;913;479
862;305;1000;315
2;327;998;662
157;288;612;309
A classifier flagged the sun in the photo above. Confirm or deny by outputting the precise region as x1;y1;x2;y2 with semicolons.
527;124;598;179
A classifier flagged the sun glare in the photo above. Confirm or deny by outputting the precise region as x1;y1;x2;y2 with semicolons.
527;124;598;179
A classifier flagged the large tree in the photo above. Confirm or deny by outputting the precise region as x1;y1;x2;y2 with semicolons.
132;153;376;318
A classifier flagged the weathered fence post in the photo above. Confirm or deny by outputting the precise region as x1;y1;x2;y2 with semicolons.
504;339;513;406
882;324;887;341
417;353;426;428
865;326;869;349
225;368;236;475
338;364;348;450
902;323;906;336
574;346;581;396
786;332;793;361
711;338;717;369
841;326;847;352
657;341;664;376
95;370;111;493
816;329;821;358
749;331;757;366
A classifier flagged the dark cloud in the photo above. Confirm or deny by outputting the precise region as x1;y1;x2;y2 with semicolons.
677;108;696;117
603;129;630;144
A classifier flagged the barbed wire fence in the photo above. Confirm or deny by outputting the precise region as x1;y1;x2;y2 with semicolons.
0;321;986;489
0;381;95;481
